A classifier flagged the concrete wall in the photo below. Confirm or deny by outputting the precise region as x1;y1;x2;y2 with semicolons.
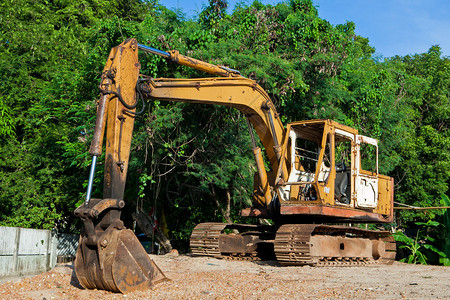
0;226;58;278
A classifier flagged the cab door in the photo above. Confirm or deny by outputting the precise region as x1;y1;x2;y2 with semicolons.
354;135;379;208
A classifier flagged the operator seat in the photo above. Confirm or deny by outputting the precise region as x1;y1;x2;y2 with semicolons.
335;162;349;204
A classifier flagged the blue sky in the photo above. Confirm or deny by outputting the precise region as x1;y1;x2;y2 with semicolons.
158;0;450;58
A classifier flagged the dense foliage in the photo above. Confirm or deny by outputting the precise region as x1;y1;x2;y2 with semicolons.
0;0;448;259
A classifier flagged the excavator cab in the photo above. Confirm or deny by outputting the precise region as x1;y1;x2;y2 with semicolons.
271;119;392;222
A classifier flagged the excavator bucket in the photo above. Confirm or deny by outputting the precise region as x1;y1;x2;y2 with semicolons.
74;199;167;293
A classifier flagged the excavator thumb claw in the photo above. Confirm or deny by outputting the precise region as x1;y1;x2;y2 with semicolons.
74;199;167;293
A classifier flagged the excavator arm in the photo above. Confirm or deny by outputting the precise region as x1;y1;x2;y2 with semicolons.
74;38;286;293
74;39;167;294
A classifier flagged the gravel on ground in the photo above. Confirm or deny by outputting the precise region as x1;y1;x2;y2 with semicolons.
1;254;449;299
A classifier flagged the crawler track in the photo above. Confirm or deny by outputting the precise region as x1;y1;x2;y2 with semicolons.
190;223;226;258
190;222;271;261
274;224;396;266
191;223;396;266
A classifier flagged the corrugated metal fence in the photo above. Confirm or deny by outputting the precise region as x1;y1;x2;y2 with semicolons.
0;226;79;278
56;232;79;263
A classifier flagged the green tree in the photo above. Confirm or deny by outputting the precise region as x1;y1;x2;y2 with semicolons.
0;0;153;230
389;47;450;223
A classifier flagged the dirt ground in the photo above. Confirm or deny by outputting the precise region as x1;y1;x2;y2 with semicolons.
0;254;449;299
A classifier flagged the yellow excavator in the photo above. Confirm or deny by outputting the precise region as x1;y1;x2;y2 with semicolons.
74;38;395;293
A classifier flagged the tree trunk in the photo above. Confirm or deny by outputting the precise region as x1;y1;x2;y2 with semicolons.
132;210;172;254
209;183;233;223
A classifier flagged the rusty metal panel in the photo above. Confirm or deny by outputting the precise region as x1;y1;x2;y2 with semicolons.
242;205;390;222
240;207;269;217
309;235;372;258
280;205;390;222
373;175;394;221
218;234;259;255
